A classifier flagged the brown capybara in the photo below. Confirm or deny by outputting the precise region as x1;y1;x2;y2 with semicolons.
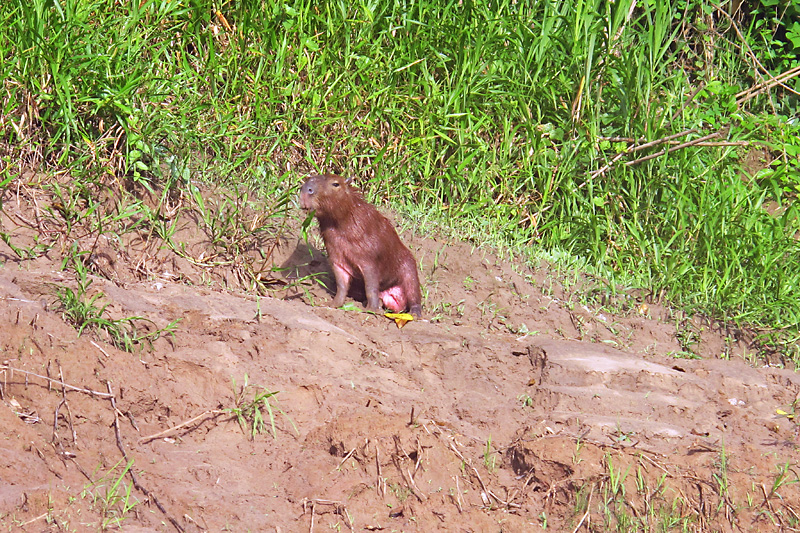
299;173;422;317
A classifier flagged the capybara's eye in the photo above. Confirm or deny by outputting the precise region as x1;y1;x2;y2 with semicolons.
332;182;340;187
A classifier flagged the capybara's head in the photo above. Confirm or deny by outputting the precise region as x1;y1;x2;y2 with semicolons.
299;174;352;212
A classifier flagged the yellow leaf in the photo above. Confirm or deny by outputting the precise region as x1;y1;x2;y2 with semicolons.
385;312;414;328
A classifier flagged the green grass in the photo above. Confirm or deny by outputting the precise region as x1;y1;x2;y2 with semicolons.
82;459;139;531
56;279;179;352
590;453;696;532
1;0;799;359
56;254;179;352
226;374;298;440
584;447;800;531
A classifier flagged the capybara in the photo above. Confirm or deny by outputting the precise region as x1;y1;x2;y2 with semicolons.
299;173;423;317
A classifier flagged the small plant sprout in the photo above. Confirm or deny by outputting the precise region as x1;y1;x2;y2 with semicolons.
573;438;585;465
605;454;631;499
483;435;497;473
768;462;799;500
518;394;534;407
82;459;138;531
226;375;298;440
712;441;731;512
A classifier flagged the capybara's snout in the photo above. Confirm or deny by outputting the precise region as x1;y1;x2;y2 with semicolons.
299;181;317;210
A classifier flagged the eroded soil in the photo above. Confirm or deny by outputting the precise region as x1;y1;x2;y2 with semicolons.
1;183;799;532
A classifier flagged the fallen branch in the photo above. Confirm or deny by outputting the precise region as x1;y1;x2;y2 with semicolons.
107;382;185;533
590;128;698;179
138;409;225;444
0;364;113;398
710;5;800;104
598;136;748;148
590;128;727;179
736;65;800;106
624;131;722;167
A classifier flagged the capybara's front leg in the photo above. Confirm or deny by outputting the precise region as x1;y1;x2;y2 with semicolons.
331;264;351;308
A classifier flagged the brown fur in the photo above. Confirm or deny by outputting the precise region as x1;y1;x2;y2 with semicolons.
299;173;423;317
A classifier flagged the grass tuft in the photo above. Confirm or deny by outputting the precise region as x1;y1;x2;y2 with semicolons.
56;277;178;353
226;374;298;440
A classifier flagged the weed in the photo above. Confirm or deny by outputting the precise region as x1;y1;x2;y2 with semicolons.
611;423;636;444
767;462;799;500
462;276;476;292
55;278;178;353
605;454;631;499
179;184;292;293
388;482;412;502
572;438;585;465
82;459;138;531
712;441;731;512
483;435;497;473
0;231;51;259
510;323;538;336
57;283;105;334
574;483;592;517
668;350;702;360
426;300;466;323
673;312;701;356
226;375;298;440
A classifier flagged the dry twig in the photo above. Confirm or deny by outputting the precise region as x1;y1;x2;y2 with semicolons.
572;482;594;532
0;364;113;398
624;131;722;166
446;439;518;508
392;436;427;502
506;469;537;507
710;5;800;104
376;444;384;497
453;475;464;512
305;499;353;531
138;409;225;444
590;128;699;179
334;446;358;472
107;382;185;533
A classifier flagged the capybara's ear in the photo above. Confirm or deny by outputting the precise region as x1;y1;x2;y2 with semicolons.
345;175;353;185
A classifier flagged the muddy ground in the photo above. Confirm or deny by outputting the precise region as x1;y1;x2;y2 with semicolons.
1;182;799;532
